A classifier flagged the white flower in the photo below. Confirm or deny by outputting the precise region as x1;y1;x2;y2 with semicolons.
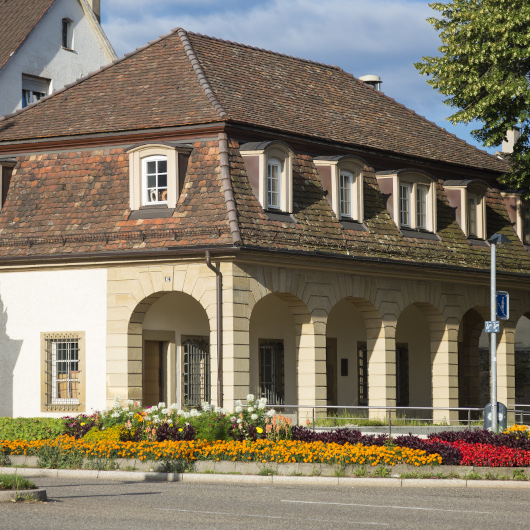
182;412;190;419
158;402;166;409
153;417;160;424
246;394;255;403
127;412;134;417
266;409;276;417
127;400;134;406
114;395;121;403
230;416;236;422
235;400;242;407
190;409;200;417
247;406;254;413
170;403;179;409
201;402;211;411
251;414;258;420
162;408;169;415
235;406;242;413
111;411;120;418
237;418;242;424
177;410;184;416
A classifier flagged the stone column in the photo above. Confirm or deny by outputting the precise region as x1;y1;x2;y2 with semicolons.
497;322;516;423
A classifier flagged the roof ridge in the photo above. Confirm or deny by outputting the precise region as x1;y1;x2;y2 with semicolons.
187;30;344;72
177;29;228;119
0;27;181;125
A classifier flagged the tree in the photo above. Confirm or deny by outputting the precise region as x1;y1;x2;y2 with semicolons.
415;0;530;189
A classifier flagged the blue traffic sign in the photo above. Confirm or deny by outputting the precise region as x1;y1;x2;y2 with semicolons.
485;321;500;333
496;291;509;320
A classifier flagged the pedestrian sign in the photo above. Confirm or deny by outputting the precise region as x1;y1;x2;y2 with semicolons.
485;321;500;333
496;291;509;320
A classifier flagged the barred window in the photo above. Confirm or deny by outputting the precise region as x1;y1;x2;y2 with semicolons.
42;332;85;412
183;337;210;407
357;341;368;407
259;340;284;405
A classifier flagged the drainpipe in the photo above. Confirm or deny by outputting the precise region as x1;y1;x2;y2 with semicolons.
205;250;223;408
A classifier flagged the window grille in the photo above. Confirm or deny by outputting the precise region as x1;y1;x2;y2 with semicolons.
416;185;428;229
259;340;284;405
44;337;80;410
143;156;168;204
357;342;368;406
183;338;210;407
267;159;281;209
400;184;410;227
396;343;409;407
340;171;353;218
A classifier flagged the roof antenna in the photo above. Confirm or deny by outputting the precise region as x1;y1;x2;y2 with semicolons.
359;75;382;91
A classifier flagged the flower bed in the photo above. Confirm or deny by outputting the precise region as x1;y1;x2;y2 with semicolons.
0;436;441;467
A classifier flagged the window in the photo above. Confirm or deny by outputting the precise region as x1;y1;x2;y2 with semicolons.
62;18;73;49
314;156;365;222
524;204;530;245
259;340;284;405
376;170;437;233
399;183;411;227
240;141;294;213
267;158;281;209
500;191;529;246
126;143;190;212
357;342;368;406
21;75;50;108
143;156;168;205
340;171;354;218
41;332;85;412
444;180;488;239
396;343;409;408
183;337;210;407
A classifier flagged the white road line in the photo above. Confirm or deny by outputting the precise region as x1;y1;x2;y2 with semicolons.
158;508;389;525
281;499;491;514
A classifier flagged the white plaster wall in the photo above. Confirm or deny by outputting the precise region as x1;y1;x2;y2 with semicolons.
395;304;432;407
514;316;530;349
143;292;210;407
249;295;297;405
0;0;114;117
326;299;367;406
0;268;107;418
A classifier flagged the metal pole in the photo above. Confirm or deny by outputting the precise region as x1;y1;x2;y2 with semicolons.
490;242;498;433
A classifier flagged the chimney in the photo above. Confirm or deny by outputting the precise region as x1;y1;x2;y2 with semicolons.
86;0;101;23
502;127;521;154
359;75;382;91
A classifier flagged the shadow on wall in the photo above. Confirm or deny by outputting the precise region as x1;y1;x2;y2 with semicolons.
0;295;23;417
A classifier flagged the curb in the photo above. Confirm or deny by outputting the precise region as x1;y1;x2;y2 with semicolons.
0;488;47;503
2;467;530;488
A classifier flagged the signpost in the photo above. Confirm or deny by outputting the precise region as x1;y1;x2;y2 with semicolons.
496;291;509;320
486;234;511;432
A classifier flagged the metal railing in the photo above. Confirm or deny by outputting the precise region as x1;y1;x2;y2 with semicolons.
265;404;486;434
508;404;530;425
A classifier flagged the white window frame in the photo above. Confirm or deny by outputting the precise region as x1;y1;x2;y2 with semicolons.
400;183;411;227
467;195;478;237
62;18;73;49
267;157;282;209
21;74;50;108
340;170;354;218
500;191;530;245
444;181;488;239
416;184;429;230
142;155;168;206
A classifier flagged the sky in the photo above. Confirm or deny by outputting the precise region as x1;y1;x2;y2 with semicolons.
99;0;497;154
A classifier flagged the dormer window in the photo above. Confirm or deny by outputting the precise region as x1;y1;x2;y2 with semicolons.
240;141;294;213
314;156;364;222
126;143;191;216
376;170;437;234
444;180;488;240
501;191;530;246
62;18;73;49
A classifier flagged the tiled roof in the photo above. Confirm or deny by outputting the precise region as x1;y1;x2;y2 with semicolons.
0;0;56;71
0;28;508;174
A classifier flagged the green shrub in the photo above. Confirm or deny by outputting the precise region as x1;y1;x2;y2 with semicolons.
0;417;64;441
190;413;232;441
0;474;36;490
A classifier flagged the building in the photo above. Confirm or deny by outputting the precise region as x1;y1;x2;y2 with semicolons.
0;0;115;117
0;28;529;420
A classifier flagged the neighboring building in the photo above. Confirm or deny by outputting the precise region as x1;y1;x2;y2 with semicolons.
1;28;530;421
0;0;115;117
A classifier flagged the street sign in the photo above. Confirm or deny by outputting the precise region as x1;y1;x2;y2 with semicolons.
485;320;500;333
496;291;509;320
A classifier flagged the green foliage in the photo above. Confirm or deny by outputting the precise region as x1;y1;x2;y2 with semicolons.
0;417;64;441
190;413;231;442
373;466;391;478
0;473;36;490
415;0;530;188
36;444;84;469
83;426;124;442
512;468;528;480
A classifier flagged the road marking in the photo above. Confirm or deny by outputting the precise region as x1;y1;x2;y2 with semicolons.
281;500;491;514
158;508;388;525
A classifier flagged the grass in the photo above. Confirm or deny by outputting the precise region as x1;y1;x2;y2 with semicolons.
0;474;36;490
400;471;449;479
257;466;278;476
372;466;391;478
354;466;369;477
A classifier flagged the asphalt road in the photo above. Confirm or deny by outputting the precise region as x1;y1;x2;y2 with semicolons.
1;477;529;529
